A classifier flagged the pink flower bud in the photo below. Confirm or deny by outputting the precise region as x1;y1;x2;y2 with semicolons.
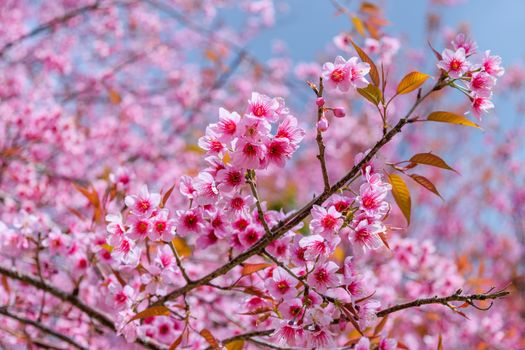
332;107;346;118
316;97;325;107
317;115;329;132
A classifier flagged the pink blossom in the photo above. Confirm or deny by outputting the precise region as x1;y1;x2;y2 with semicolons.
175;209;203;236
231;138;266;169
278;297;304;319
179;175;196;200
470;72;494;97
124;185;161;218
437;48;470;78
471;94;494;119
209;107;241;142
355;337;371;350
481;50;505;77
309;205;343;237
266;267;297;300
246;92;282;122
452;33;477;56
358;299;381;329
323;56;368;91
307;260;340;292
193;172;219;205
349;219;385;253
150;209;175;241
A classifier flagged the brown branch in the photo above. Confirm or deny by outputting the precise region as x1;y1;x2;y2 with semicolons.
169;241;192;284
0;306;88;350
0;265;162;350
0;1;102;58
311;77;330;192
376;289;510;317
214;289;509;348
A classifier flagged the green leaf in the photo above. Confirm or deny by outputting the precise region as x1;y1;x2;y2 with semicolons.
388;173;411;225
427;111;481;128
357;83;382;105
396;71;430;95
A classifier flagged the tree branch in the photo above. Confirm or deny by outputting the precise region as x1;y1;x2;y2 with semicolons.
0;306;88;350
0;265;162;350
376;288;510;317
0;1;101;58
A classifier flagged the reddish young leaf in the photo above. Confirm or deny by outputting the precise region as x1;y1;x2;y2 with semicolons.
200;329;220;350
128;306;170;323
409;174;443;199
241;263;273;276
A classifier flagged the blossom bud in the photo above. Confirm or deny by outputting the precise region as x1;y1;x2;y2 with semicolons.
332;107;346;118
317;115;329;132
316;97;325;107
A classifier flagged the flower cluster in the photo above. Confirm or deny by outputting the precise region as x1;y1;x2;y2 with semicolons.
437;33;505;118
322;55;371;91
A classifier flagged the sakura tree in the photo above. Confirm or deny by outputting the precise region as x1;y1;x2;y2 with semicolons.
0;0;523;349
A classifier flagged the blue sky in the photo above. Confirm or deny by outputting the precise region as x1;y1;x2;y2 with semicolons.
242;0;523;66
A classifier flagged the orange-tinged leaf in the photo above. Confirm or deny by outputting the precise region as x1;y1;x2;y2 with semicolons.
200;329;220;350
352;16;366;37
225;340;245;350
168;334;183;350
128;306;170;323
108;89;122;104
409;174;443;199
172;237;192;258
437;334;443;350
1;275;10;295
388;173;411;225
360;2;380;13
241;263;273;276
349;38;379;86
357;83;382;105
161;183;176;208
396;71;430;95
409;153;457;172
378;231;390;249
427;111;481;128
373;315;389;336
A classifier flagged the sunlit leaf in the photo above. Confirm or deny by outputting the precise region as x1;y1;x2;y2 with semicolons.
352;16;366;37
128;306;170;323
241;263;273;276
357;83;382;105
388;173;411;225
373;315;389;336
409;174;443;199
108;89;122;104
172;237;192;258
396;71;430;95
427;111;481;128
409;153;457;173
437;333;443;350
360;2;380;14
200;329;220;350
349;38;380;86
225;340;245;350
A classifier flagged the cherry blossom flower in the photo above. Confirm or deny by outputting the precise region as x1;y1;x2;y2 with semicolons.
309;205;343;237
307;260;340;292
437;48;470;78
124;185;161;218
266;267;297;300
481;50;505;77
471;94;495;118
349;219;385;253
452;33;477;56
